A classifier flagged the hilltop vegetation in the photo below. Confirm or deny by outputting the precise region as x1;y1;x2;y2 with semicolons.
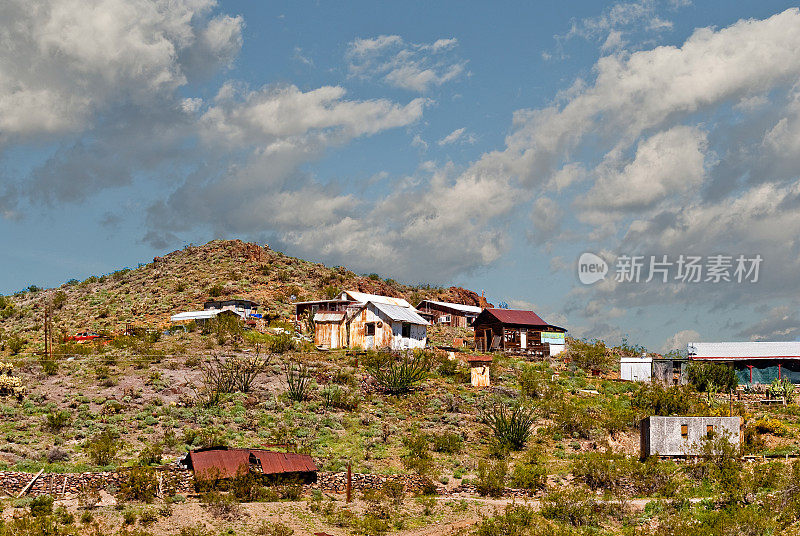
0;239;485;354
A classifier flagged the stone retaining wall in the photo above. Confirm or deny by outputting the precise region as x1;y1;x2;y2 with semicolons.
0;468;533;499
0;467;194;498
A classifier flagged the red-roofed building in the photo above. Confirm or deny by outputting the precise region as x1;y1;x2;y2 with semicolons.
184;447;317;484
473;308;566;356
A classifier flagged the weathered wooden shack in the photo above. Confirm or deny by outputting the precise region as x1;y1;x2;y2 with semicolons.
347;301;428;350
473;308;566;356
313;311;347;348
415;300;482;327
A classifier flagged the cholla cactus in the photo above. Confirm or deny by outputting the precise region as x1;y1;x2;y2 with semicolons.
0;375;24;398
0;362;24;398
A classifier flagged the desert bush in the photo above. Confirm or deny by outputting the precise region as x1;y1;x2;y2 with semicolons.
631;384;694;416
510;448;548;492
476;505;560;536
476;459;507;498
518;363;558;399
52;291;67;309
382;480;405;505
568;339;609;371
687;362;737;392
208;284;224;297
332;367;356;386
77;483;100;509
548;401;596;440
402;428;432;475
431;432;462;454
482;403;536;451
29;495;54;517
118;466;159;503
7;335;26;355
85;430;122;466
269;333;295;354
366;351;431;394
540;486;605;527
752;417;789;436
256;521;294;536
573;450;678;497
137;443;163;466
285;361;311;402
200;490;241;520
40;357;58;376
44;410;71;433
46;446;70;463
138;509;158;526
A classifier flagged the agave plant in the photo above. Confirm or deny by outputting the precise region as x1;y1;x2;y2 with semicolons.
481;403;536;451
366;351;431;394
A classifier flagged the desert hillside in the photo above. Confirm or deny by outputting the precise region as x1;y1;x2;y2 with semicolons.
0;239;487;351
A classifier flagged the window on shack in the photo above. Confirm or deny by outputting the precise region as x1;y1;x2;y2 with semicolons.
706;425;714;438
365;323;376;336
402;323;411;338
681;424;688;439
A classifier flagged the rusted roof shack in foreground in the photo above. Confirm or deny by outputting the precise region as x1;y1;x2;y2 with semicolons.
185;447;317;483
473;308;566;356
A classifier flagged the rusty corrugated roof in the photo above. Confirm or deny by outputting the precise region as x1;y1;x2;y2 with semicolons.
188;448;317;479
313;311;346;322
251;451;317;474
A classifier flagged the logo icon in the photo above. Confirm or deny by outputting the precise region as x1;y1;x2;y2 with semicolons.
578;252;608;285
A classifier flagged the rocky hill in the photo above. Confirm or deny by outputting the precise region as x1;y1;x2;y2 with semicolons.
0;239;488;351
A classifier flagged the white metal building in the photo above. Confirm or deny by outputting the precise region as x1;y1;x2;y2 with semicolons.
620;355;652;382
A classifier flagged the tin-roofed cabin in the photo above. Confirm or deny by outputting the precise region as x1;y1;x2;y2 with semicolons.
473;308;566;356
347;301;428;350
416;300;483;327
184;447;317;485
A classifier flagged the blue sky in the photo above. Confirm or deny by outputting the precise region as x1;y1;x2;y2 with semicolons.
2;0;800;351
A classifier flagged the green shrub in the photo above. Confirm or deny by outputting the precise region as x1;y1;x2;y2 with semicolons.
7;336;26;355
549;401;595;440
540;487;604;527
270;333;296;354
44;410;71;433
509;448;547;492
139;508;158;526
137;443;163;466
119;466;159;503
431;432;462;454
517;364;558;399
320;385;360;411
85;430;121;466
401;428;432;475
687;362;737;392
29;495;54;517
631;384;694;416
382;480;405;505
476;505;556;536
568;339;609;371
40;357;58;376
476;459;507;498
